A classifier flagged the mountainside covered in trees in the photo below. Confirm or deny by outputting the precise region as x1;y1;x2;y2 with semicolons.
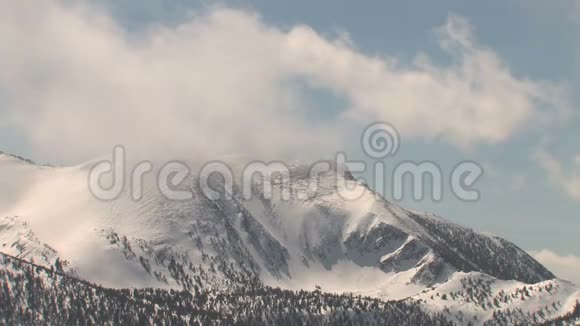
0;252;454;325
1;252;579;325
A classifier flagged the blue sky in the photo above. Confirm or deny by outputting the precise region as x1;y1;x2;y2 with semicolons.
1;0;579;265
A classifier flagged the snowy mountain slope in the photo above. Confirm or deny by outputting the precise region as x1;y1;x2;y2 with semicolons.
0;216;60;267
0;251;456;325
410;271;580;325
406;212;554;284
1;151;578;324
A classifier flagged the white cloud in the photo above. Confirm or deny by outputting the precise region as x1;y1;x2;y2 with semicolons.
0;1;569;163
534;149;580;201
530;250;580;285
283;14;568;147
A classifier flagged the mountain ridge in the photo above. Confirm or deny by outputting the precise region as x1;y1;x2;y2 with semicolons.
0;150;578;325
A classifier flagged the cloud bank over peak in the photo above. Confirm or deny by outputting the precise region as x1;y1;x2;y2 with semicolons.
0;1;570;163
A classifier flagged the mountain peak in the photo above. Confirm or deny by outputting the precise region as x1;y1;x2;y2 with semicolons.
1;152;578;325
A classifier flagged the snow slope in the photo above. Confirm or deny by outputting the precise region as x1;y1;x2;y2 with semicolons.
1;151;578;324
411;272;580;325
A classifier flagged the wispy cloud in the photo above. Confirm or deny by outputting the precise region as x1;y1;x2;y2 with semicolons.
530;249;580;285
283;13;569;148
0;1;569;162
533;149;580;201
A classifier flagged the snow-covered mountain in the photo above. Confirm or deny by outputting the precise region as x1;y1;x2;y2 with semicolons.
1;151;579;325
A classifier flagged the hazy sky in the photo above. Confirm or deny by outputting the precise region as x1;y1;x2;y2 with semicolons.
0;0;579;278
